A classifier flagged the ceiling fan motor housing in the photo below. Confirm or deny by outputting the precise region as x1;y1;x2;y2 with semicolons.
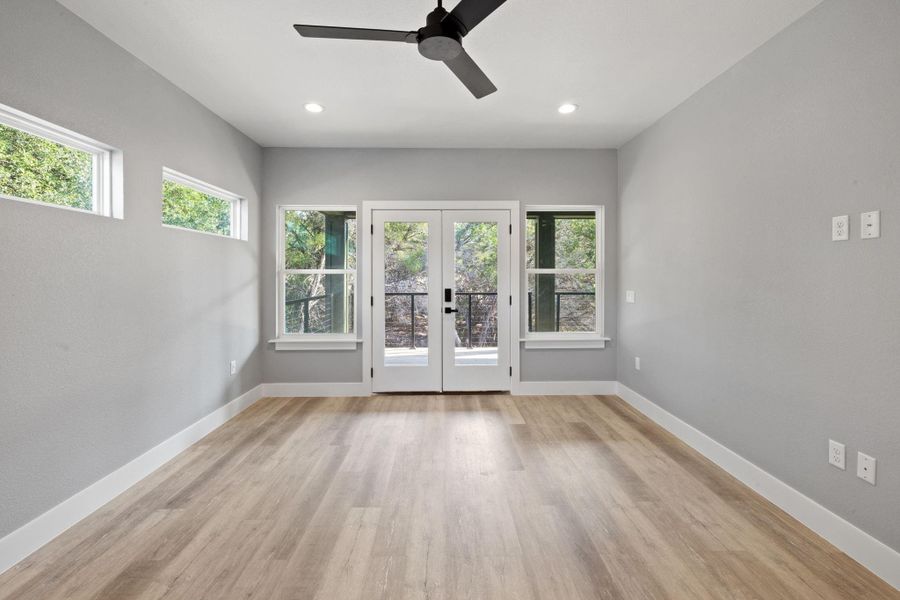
417;7;463;61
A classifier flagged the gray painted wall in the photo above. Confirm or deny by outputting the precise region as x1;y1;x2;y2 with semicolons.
0;0;263;539
261;148;618;383
618;0;900;551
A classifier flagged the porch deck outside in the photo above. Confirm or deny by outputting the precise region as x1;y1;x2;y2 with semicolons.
384;346;498;366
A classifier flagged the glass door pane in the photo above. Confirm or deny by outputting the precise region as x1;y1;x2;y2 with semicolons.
383;222;429;366
453;221;499;366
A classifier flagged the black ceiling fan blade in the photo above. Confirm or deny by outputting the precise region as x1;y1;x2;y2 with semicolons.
446;0;507;36
293;24;417;43
444;49;497;99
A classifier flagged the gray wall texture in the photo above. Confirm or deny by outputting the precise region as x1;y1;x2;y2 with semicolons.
618;0;900;551
0;0;263;539
261;148;618;383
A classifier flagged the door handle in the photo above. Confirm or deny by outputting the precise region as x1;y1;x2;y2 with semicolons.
444;307;458;314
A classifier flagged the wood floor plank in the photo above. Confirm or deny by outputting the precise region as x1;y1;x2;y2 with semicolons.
0;394;896;600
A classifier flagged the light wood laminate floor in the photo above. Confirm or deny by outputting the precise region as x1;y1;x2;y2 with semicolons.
1;395;896;599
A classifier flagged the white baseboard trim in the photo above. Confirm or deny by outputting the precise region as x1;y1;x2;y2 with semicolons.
0;383;265;577
263;382;371;398
615;382;900;591
515;380;618;396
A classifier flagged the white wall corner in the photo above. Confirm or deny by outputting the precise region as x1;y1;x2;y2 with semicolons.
614;382;900;592
0;383;265;577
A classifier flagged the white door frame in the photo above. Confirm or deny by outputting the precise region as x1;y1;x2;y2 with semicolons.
362;200;521;394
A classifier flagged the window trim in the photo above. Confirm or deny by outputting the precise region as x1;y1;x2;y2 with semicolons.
523;205;606;346
0;102;120;218
161;167;244;239
273;205;359;345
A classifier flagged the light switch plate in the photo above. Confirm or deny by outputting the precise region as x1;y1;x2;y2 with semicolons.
832;215;849;241
861;211;880;239
857;452;876;485
625;290;636;303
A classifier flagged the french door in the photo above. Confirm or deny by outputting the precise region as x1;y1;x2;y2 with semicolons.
373;209;511;392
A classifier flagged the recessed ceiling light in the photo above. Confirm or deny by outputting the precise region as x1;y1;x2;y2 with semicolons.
304;103;324;113
558;103;578;115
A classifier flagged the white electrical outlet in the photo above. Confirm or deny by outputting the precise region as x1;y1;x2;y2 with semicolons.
625;290;636;303
634;357;641;371
861;210;880;239
857;452;876;485
832;215;849;241
230;360;237;376
828;440;845;470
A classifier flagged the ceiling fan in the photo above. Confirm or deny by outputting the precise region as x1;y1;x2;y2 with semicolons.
294;0;508;99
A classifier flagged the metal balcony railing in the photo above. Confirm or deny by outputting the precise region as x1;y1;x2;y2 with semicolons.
527;291;595;332
287;290;595;338
386;291;497;349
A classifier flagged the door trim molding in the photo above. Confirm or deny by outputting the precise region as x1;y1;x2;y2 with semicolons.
362;201;521;395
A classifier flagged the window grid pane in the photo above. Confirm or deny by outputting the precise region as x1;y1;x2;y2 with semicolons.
162;179;233;236
526;211;596;270
284;273;355;335
285;209;357;270
527;273;596;333
0;122;95;211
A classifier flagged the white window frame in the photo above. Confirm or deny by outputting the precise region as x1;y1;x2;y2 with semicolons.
161;167;245;239
271;205;360;351
522;205;608;349
0;102;121;218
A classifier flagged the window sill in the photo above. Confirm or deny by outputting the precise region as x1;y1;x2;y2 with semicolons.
520;337;611;350
269;338;362;351
162;223;243;241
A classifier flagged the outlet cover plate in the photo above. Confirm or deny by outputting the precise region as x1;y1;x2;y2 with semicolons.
832;215;849;241
857;452;876;485
829;439;845;470
861;211;880;239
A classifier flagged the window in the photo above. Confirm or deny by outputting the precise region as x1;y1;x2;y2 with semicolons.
162;168;244;239
276;207;357;341
525;206;603;340
0;103;118;217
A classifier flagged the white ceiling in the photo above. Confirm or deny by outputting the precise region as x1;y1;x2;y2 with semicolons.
58;0;821;148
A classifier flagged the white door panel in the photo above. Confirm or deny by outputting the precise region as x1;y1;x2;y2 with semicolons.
441;210;511;391
373;211;442;392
